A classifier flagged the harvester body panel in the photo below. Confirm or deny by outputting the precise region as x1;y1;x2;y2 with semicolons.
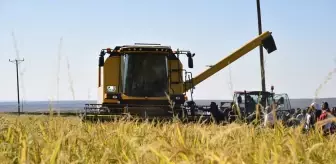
168;59;184;95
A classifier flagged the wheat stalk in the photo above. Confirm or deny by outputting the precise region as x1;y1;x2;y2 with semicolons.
56;37;63;108
66;56;75;101
0;114;335;163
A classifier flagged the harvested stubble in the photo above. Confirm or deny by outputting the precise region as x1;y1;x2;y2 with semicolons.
0;114;335;164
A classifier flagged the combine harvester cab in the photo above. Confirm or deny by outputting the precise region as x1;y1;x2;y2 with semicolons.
83;31;278;122
84;43;196;121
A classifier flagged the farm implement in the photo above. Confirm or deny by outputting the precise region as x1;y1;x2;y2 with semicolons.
83;31;279;123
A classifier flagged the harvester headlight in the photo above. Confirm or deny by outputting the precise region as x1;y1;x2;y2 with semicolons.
107;86;116;93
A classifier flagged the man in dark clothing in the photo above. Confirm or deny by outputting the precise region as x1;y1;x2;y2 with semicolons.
245;95;256;116
209;102;225;123
311;102;322;122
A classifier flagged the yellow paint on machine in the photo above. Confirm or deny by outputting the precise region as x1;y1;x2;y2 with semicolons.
103;56;120;93
168;59;184;94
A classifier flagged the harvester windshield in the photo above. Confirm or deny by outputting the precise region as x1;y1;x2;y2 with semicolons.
122;53;168;97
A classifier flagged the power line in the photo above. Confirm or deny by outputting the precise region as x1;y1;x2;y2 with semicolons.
9;58;24;115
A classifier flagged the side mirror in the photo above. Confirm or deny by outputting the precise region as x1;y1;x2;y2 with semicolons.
99;56;104;67
99;50;105;67
188;56;193;68
186;52;195;68
238;96;242;104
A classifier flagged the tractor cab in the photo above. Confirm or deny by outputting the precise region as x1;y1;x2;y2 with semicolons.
272;93;292;119
231;88;292;123
232;91;274;117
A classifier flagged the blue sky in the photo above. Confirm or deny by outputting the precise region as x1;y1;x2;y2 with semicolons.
0;0;335;101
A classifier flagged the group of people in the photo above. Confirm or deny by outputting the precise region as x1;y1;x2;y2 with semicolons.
264;101;336;135
303;102;336;134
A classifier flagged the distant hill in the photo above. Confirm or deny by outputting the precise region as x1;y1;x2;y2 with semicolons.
0;98;335;112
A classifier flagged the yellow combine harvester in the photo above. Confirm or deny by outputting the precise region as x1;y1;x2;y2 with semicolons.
83;31;277;121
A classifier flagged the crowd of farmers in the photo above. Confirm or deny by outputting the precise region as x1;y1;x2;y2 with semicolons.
264;101;336;135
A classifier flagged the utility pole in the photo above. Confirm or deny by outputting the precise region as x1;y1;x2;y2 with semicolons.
256;0;266;92
9;58;24;115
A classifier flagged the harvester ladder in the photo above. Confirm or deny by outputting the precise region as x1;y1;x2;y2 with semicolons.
184;70;194;101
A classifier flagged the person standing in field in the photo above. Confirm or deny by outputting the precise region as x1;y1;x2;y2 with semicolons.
331;107;336;116
304;107;315;131
311;102;321;122
296;108;306;123
294;108;301;118
263;106;275;128
318;102;335;135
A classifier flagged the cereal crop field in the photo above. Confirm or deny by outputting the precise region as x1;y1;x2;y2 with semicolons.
0;114;335;164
